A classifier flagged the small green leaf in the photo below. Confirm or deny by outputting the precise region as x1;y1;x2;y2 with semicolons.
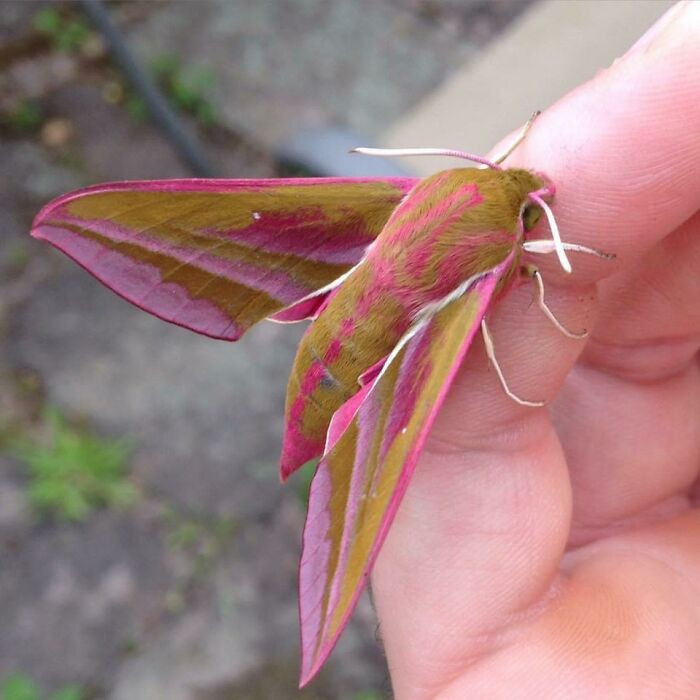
55;20;89;52
195;102;216;126
169;78;198;110
125;95;148;123
32;7;61;35
352;691;384;700
6;101;43;134
0;673;41;700
166;521;202;550
150;53;180;78
49;686;85;700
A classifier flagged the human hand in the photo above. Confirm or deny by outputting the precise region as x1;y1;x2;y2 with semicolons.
372;3;700;697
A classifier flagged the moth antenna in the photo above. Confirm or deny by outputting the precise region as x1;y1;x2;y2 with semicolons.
481;320;545;407
493;110;541;165
351;111;541;170
528;192;572;274
526;267;587;339
350;147;502;170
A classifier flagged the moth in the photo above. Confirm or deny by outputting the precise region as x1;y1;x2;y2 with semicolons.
30;115;607;685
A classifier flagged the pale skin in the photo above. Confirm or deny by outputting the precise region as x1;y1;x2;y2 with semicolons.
372;3;700;698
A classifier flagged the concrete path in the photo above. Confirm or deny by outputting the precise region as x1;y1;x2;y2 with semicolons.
383;0;673;174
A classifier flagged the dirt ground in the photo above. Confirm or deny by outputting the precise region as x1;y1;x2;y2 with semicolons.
0;1;531;697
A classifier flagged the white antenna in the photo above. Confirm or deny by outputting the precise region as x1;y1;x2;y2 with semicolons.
350;147;501;170
350;111;542;171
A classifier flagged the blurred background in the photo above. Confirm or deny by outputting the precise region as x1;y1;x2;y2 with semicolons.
0;1;671;698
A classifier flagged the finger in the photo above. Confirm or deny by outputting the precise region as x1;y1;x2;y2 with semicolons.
555;212;700;544
591;210;700;361
372;3;700;696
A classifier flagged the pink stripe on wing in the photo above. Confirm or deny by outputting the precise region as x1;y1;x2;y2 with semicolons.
49;211;319;305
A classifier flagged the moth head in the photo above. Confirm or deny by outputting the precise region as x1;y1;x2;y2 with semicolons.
503;169;553;232
523;173;572;274
522;203;543;231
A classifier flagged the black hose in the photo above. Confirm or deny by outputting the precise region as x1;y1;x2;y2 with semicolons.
80;0;216;177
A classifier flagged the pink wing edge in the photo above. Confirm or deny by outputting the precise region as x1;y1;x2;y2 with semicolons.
31;216;246;342
30;177;419;342
298;262;509;686
31;176;419;214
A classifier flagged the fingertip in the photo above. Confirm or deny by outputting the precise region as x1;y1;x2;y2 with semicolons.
510;2;700;265
624;1;697;60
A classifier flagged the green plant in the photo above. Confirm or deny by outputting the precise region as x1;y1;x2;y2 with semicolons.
291;459;318;507
32;7;90;53
0;674;40;700
164;510;236;559
4;101;43;135
4;240;30;274
120;55;218;127
166;520;203;550
48;687;84;700
0;673;84;700
125;95;148;123
150;54;218;127
352;691;384;700
160;508;236;614
11;408;136;521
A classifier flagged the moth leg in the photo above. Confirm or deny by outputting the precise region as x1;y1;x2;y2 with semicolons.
492;111;541;165
522;265;588;339
481;319;544;407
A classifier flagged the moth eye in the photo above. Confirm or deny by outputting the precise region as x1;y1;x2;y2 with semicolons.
522;204;542;231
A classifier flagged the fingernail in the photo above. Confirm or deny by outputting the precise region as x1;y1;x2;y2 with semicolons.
625;1;686;56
